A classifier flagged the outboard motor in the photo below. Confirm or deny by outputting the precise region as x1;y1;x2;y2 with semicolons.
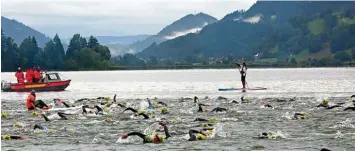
1;80;11;91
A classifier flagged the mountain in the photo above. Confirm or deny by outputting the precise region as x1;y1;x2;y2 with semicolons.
138;1;355;64
1;16;50;47
95;35;151;45
114;12;217;55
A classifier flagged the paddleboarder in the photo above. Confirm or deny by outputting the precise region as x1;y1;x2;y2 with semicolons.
236;62;247;90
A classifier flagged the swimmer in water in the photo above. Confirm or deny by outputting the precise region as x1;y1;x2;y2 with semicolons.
187;128;214;141
82;104;103;115
194;117;216;122
241;96;249;103
294;113;305;119
26;90;50;110
344;103;355;111
53;99;75;108
316;99;342;109
210;107;228;113
42;112;71;121
194;96;199;103
121;122;170;144
263;104;273;109
197;103;209;112
1;135;25;140
122;107;150;119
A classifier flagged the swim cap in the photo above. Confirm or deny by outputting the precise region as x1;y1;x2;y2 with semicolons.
144;135;152;142
2;135;11;140
49;129;55;133
268;135;276;140
299;115;305;119
171;119;177;124
201;123;208;127
209;117;217;122
196;134;206;140
34;130;41;134
2;111;8;119
32;111;38;117
154;97;158;100
13;122;21;127
103;107;109;113
153;103;158;108
205;130;213;136
322;98;328;104
68;116;74;120
161;107;168;114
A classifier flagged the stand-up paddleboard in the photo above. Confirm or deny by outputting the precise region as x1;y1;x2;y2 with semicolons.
218;87;267;91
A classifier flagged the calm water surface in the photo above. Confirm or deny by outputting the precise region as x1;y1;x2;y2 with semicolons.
1;68;355;151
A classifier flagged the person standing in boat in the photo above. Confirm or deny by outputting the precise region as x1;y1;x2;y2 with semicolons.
25;68;33;84
33;66;41;83
15;67;25;85
235;62;247;89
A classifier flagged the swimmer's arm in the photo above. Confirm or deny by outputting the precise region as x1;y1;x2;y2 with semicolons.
126;132;147;140
162;124;171;139
138;113;150;119
123;107;138;113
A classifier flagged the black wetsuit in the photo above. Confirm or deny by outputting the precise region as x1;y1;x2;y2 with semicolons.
122;107;150;119
294;113;305;119
194;96;199;103
210;107;228;113
34;100;49;109
257;132;270;139
157;101;168;107
198;104;208;112
264;104;273;108
42;112;70;121
188;128;213;141
82;105;103;115
125;124;170;143
317;104;342;109
194;118;209;122
344;104;355;111
1;135;23;140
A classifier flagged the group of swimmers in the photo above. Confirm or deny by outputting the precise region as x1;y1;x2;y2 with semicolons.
2;90;355;151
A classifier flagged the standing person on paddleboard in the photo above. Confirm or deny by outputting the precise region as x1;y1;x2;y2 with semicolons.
236;62;247;90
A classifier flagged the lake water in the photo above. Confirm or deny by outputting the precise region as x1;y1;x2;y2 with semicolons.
1;68;355;151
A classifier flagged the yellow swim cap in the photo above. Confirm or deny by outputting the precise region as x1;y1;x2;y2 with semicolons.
153;103;158;108
34;130;41;134
154;97;158;100
205;130;213;136
268;136;276;140
196;134;206;140
49;129;55;133
161;107;168;114
103;107;109;113
2;111;8;119
209;117;217;122
322;98;328;104
144;135;152;142
13;122;21;127
158;135;164;142
300;115;305;119
69;116;74;120
2;135;11;140
32;111;38;117
172;119;177;124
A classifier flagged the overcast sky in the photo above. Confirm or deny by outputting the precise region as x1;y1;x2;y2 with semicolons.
1;0;255;38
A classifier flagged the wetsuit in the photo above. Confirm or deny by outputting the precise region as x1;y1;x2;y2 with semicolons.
210;107;228;113
344;104;355;111
194;123;214;127
2;135;24;140
198;104;209;112
122;123;170;143
122;107;150;119
257;132;270;139
42;112;70;121
188;128;213;141
294;113;305;119
194;96;199;103
157;101;168;107
82;105;103;115
194;118;209;122
264;104;273;108
317;104;342;109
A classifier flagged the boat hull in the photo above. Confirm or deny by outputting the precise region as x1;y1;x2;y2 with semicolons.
2;80;71;92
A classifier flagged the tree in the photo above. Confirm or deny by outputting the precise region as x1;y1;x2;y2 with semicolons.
19;36;40;68
352;48;355;59
289;57;297;65
334;51;351;62
1;30;20;71
87;36;99;49
66;34;82;58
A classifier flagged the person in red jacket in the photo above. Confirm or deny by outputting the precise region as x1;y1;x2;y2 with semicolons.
15;67;25;84
33;67;41;83
25;69;33;84
26;90;49;110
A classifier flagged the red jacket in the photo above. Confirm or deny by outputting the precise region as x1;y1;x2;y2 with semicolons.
34;71;41;79
15;72;24;80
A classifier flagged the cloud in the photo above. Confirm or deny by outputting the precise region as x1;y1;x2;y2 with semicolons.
1;0;255;38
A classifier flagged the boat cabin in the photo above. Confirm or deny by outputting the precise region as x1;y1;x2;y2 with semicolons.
41;73;63;83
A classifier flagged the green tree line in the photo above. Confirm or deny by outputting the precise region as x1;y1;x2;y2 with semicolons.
1;29;111;72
